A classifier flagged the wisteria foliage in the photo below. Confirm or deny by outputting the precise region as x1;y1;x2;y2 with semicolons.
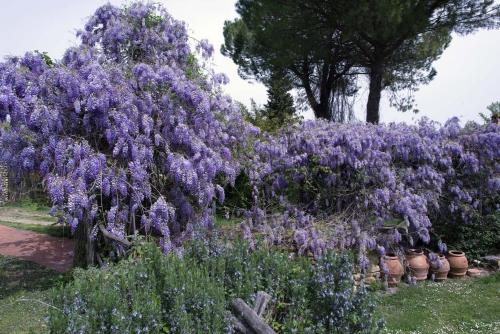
245;118;499;259
0;3;257;254
0;2;498;264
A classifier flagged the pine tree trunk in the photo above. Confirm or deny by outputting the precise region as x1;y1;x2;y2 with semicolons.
366;64;383;124
313;103;330;120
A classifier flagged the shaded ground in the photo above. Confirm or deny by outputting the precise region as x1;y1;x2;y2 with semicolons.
377;273;500;334
0;255;68;334
0;224;74;272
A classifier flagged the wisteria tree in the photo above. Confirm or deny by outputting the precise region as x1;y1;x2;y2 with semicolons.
0;1;498;273
244;118;499;266
0;3;257;266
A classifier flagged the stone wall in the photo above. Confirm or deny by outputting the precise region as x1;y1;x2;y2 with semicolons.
0;164;8;205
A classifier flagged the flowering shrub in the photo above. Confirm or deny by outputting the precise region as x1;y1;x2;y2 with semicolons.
48;242;227;333
0;2;257;260
0;1;497;266
245;118;499;257
48;239;382;333
310;252;383;333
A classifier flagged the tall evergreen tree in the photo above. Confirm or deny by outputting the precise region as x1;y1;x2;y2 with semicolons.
242;72;298;133
222;0;500;123
264;71;296;125
340;0;500;123
222;0;357;121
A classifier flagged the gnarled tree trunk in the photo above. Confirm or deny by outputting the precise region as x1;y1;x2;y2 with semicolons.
73;221;95;268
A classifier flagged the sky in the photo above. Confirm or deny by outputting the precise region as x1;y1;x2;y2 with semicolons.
1;0;499;125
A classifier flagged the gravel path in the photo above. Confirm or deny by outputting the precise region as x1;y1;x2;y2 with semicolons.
0;224;74;272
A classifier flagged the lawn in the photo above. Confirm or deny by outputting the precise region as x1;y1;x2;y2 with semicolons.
377;273;500;334
0;221;71;239
0;256;68;334
1;253;498;334
0;200;70;238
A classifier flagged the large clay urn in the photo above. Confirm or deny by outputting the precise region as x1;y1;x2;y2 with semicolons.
446;250;468;278
382;254;404;287
430;254;450;281
406;249;429;281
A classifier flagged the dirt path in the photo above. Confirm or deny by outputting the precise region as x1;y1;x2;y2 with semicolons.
0;207;56;226
0;224;74;272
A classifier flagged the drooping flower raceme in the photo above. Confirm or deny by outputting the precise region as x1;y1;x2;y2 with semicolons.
0;2;257;255
246;118;499;254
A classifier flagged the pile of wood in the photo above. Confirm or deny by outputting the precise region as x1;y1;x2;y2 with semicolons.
231;291;276;334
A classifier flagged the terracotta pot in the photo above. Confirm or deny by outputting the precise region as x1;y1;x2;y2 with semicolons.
467;268;486;278
381;254;404;287
430;254;450;281
446;250;468;278
406;249;429;281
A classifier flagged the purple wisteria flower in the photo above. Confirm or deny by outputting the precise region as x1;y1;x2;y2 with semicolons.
0;2;257;256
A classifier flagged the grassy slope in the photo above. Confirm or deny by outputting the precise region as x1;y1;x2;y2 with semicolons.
0;256;68;334
0;221;71;238
2;198;52;213
0;199;70;238
377;273;500;334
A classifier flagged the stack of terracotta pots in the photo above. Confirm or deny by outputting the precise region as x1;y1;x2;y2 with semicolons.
365;264;381;284
353;264;381;286
380;250;469;287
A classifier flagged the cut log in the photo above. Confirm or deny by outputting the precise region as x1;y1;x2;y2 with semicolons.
231;298;276;334
254;291;271;317
230;315;253;334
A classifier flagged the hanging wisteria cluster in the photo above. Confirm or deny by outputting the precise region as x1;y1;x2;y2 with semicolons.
244;118;499;259
0;1;498;265
0;2;257;257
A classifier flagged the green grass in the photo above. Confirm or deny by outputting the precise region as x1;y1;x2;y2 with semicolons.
0;256;69;334
0;249;499;333
215;215;240;227
3;198;51;213
377;273;500;334
0;221;71;238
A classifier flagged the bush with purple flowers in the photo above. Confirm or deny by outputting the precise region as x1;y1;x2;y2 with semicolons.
48;238;382;333
0;0;497;272
243;118;499;257
0;2;258;263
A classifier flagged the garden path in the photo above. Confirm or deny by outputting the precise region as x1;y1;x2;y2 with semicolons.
0;224;73;272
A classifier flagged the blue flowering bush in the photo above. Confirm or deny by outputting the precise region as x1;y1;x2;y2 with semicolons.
0;2;259;262
310;253;383;333
48;239;382;333
1;0;497;267
243;119;499;259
